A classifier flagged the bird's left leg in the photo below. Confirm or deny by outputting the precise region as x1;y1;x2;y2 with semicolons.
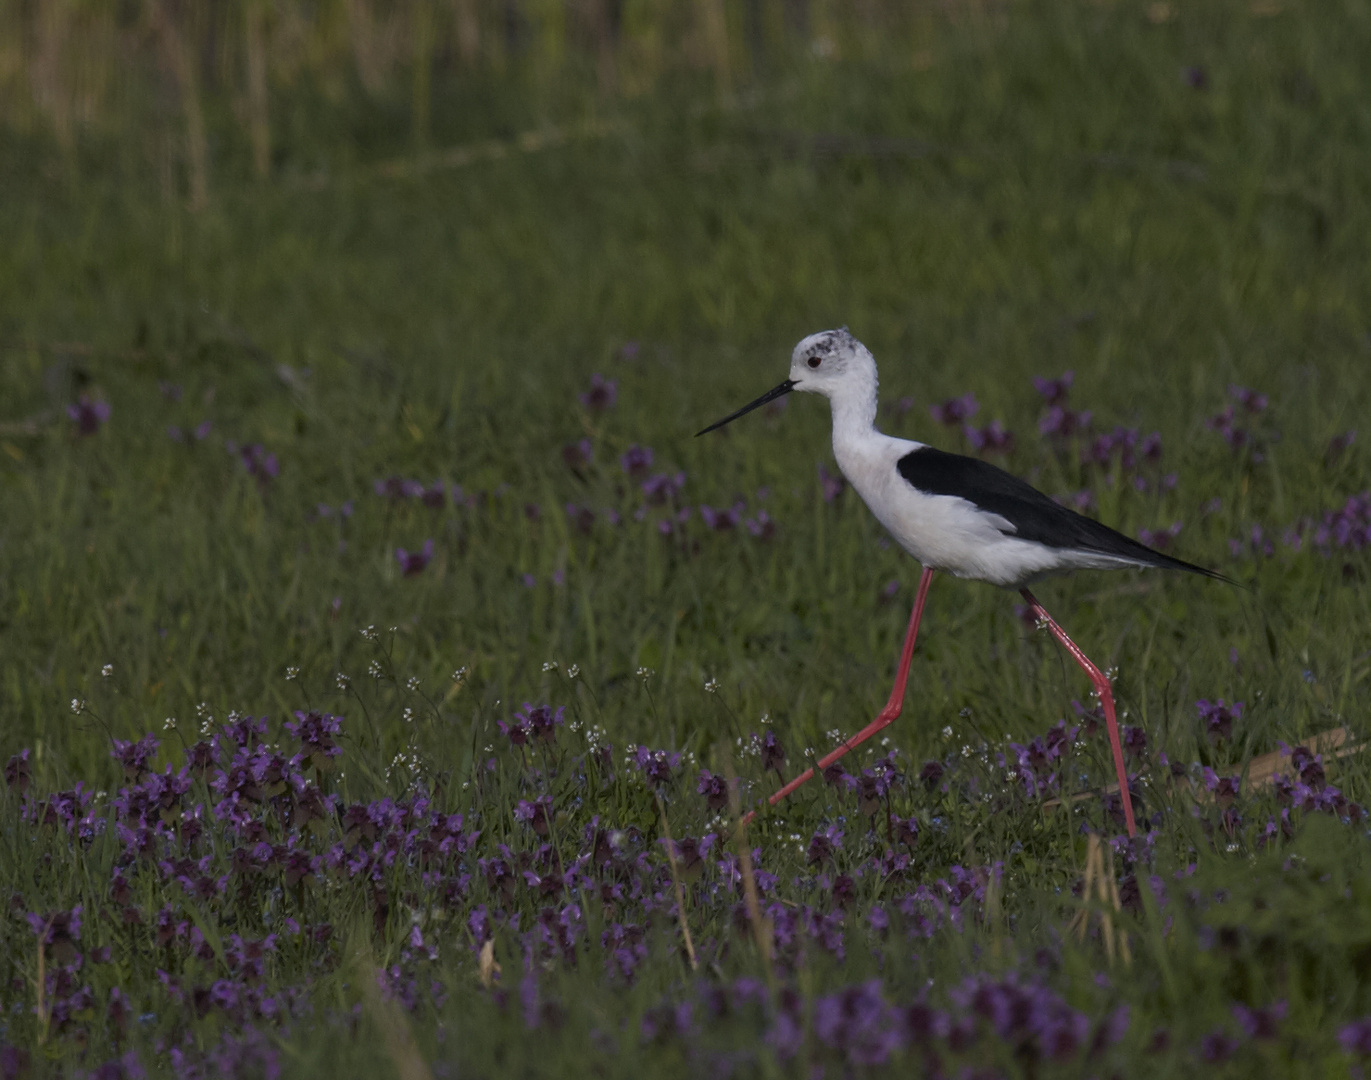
759;567;936;812
1019;589;1137;838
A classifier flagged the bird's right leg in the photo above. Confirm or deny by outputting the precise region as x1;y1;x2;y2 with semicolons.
1019;589;1137;838
758;567;935;812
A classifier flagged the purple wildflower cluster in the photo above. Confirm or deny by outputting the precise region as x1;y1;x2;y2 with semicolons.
67;394;111;435
1034;371;1092;438
2;663;1366;1075
228;442;279;488
374;476;458;508
1207;383;1271;459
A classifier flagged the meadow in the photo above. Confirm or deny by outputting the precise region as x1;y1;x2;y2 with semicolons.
1;0;1370;1075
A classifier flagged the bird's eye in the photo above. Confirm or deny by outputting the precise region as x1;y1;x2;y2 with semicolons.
807;356;821;369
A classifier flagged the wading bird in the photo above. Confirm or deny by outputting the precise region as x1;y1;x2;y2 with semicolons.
698;329;1227;837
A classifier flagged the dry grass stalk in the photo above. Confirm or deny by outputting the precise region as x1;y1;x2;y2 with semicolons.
36;937;49;1045
697;0;731;95
149;0;210;210
1042;726;1361;814
1070;834;1130;966
723;746;775;990
477;938;501;988
244;0;271;179
451;0;481;64
411;0;434;148
656;792;699;971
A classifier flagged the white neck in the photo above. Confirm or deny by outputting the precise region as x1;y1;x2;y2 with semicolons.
826;366;880;448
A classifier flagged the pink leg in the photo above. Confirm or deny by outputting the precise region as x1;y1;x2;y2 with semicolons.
1019;589;1136;838
746;568;935;821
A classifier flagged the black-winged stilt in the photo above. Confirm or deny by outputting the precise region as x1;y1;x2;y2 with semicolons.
699;328;1227;837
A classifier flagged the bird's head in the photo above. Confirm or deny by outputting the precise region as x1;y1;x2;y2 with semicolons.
788;328;876;397
696;328;878;436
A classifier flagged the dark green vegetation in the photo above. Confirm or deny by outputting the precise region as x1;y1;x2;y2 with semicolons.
1;0;1370;1075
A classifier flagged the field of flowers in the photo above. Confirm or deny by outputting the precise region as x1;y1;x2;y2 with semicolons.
2;0;1371;1076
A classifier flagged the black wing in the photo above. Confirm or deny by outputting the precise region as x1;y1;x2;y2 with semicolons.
896;446;1226;580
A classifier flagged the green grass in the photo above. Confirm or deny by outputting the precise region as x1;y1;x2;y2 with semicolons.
1;0;1370;1075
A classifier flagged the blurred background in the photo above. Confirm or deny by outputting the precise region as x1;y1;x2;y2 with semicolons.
3;0;957;199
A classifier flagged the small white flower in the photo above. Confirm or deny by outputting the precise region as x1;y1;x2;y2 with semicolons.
285;666;299;681
406;676;420;691
70;698;85;714
637;667;655;680
452;667;468;683
567;664;580;679
101;664;114;678
403;707;415;723
541;661;558;673
164;717;178;731
361;624;378;641
942;726;953;739
196;702;210;719
1226;843;1239;854
704;677;719;693
368;660;383;678
760;712;771;725
1035;616;1050;631
336;673;351;690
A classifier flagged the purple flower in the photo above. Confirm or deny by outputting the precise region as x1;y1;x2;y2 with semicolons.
579;373;618;411
1185;65;1208;89
929;393;979;426
744;511;776;539
4;748;31;792
193;419;213;441
807;824;843;866
1039;405;1091;438
819;464;847;503
497;714;529;746
284;711;343;760
514;796;553;836
620;444;653;477
26;905;83;947
697;770;729;810
421;481;448;508
1032;371;1074;404
1232;1001;1286;1040
1229;384;1269;413
641;471;687;505
620;341;641;360
1139;522;1183;550
1197;698;1243;742
699;504;740;531
760;730;786;775
565;503;597;534
514;703;564;743
111;734;159;779
1339;1017;1371;1056
965;420;1014;455
1199;1031;1238;1063
235;443;280;487
375;475;423;500
395;539;434;577
814;980;903;1066
1328;430;1356;460
562;438;593;469
630;745;682;788
67;395;111;435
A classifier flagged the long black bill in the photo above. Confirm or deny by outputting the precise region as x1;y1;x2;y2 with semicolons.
695;379;797;437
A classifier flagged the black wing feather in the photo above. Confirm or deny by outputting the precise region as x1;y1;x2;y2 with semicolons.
896;447;1226;581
